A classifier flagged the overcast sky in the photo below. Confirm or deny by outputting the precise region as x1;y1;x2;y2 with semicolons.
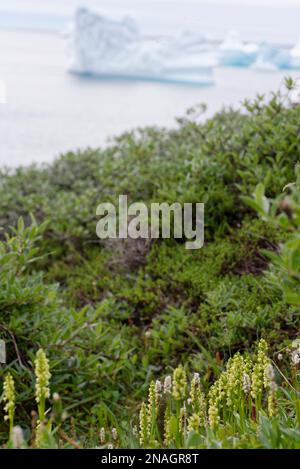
1;0;300;13
1;0;299;44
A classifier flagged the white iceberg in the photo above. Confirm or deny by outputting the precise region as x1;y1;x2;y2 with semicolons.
217;31;298;71
270;38;300;70
250;43;279;72
251;56;278;72
289;37;300;69
218;30;258;67
67;8;214;85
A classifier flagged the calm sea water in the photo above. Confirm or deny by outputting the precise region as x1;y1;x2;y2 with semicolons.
1;1;300;167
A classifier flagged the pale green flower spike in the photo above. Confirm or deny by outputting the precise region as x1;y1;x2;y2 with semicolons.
208;401;219;430
164;408;171;447
188;413;201;433
3;372;15;437
139;402;149;447
172;365;187;401
34;348;51;422
147;381;157;416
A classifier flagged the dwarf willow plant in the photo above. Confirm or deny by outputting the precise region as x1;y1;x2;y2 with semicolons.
139;340;300;449
244;166;300;306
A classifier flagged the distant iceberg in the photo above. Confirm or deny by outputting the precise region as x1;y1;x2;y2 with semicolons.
250;43;279;72
218;31;259;67
251;56;278;73
249;42;300;71
67;8;214;85
266;38;300;70
66;8;300;80
288;37;300;69
217;31;300;71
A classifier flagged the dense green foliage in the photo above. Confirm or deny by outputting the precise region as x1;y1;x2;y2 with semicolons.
0;83;300;447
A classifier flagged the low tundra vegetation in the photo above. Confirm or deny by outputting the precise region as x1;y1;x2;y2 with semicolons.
138;339;300;449
1;340;300;448
0;79;300;448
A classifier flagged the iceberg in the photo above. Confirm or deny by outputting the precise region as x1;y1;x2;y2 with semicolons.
218;30;258;67
67;8;298;78
272;49;291;70
250;43;279;72
216;31;299;71
67;8;214;85
253;43;294;71
251;56;278;72
289;37;300;69
269;38;300;70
